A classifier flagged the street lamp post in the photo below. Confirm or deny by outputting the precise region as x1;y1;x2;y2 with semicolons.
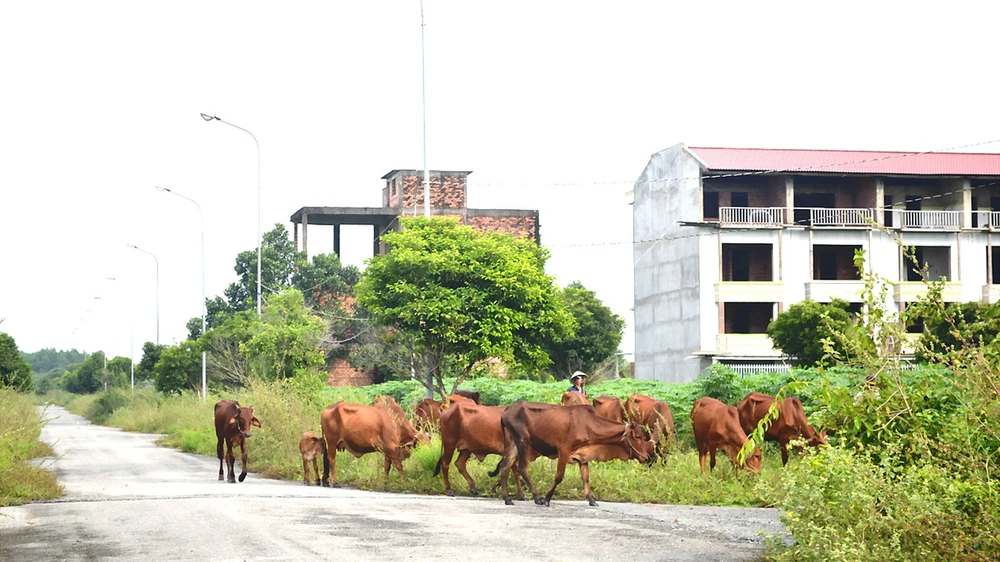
127;244;159;345
200;113;262;316
156;186;207;400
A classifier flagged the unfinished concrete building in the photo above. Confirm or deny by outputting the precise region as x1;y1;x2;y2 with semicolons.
633;144;1000;382
290;170;539;257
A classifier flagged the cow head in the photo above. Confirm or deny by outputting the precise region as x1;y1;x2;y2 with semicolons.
742;446;763;473
622;423;654;463
806;429;828;447
231;407;262;438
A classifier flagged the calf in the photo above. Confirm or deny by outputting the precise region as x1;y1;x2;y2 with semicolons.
737;392;827;465
493;401;653;506
299;431;326;486
624;393;676;458
690;396;761;474
214;400;262;483
560;391;590;406
591;395;625;423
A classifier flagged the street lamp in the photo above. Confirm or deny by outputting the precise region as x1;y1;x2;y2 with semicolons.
200;112;262;316
127;244;159;345
156;185;208;400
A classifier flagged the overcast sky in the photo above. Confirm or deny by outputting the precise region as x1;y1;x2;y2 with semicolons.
2;2;999;361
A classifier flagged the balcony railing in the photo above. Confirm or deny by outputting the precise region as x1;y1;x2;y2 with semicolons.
894;281;963;302
893;210;962;230
808;208;873;227
973;211;1000;229
983;285;1000;304
719;207;784;226
717;206;969;230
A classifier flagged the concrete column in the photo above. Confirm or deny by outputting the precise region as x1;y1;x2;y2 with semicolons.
784;176;794;225
874;178;885;226
961;179;973;229
302;213;309;257
373;223;381;256
333;224;341;256
293;221;299;251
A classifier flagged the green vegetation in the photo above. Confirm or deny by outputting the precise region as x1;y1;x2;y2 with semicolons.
0;388;61;506
542;281;626;379
1;332;34;391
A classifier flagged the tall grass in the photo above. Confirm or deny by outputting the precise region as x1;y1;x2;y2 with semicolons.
0;388;61;506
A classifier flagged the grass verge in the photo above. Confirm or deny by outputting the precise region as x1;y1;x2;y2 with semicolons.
0;388;62;506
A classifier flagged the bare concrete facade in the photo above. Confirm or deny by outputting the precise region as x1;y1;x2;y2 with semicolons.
290;170;539;257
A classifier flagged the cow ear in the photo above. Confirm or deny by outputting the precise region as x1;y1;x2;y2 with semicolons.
251;417;262;428
229;415;238;425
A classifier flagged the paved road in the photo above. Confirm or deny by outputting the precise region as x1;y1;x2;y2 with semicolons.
0;406;786;561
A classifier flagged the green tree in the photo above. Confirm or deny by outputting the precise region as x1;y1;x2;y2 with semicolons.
766;299;853;367
543;281;624;379
20;347;87;374
0;333;33;391
105;356;131;389
202;289;325;385
356;217;574;397
135;342;165;383
154;342;201;394
62;352;106;394
224;223;305;312
292;252;361;310
914;301;1000;362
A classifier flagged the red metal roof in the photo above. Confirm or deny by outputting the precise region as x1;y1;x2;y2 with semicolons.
687;146;1000;176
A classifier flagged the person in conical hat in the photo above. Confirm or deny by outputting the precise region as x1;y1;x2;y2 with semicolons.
566;371;588;394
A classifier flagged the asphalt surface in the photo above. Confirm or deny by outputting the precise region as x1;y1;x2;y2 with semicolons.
0;406;787;561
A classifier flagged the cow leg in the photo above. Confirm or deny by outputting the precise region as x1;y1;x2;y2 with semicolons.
312;458;321;486
709;448;717;471
302;456;311;485
217;436;225;481
542;455;568;507
454;450;478;496
499;442;518;506
386;448;405;478
225;440;236;483
439;444;457;497
515;441;542;506
579;463;597;507
780;442;790;466
238;441;248;482
323;447;341;488
513;468;527;501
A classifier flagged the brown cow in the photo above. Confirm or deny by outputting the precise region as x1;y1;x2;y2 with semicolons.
320;402;419;487
453;389;483;405
373;395;430;448
299;431;326;486
493;401;654;506
690;396;761;474
214;400;262;483
737;392;827;466
413;394;473;432
592;395;625;423
624;393;676;458
433;402;533;499
560;391;590;406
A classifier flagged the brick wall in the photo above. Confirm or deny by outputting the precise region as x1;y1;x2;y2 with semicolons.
467;215;538;241
390;172;467;210
326;357;375;387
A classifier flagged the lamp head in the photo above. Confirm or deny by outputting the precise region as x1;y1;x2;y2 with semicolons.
200;113;219;122
155;185;170;193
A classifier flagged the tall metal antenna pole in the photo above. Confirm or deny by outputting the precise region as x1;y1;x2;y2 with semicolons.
421;0;430;218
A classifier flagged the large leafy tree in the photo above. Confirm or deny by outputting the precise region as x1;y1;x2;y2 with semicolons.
154;342;201;394
767;298;853;367
224;223;306;313
293;252;361;310
201;288;325;385
0;332;33;391
543;281;624;379
20;348;87;374
105;356;131;389
62;352;106;394
356;217;574;397
136;342;165;382
915;301;1000;362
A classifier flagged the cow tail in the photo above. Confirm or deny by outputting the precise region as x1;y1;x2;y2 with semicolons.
487;420;509;478
432;456;442;477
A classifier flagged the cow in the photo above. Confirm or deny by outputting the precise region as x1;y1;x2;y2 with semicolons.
320;402;423;487
624;393;676;458
690;396;762;474
433;401;534;499
591;395;625;423
299;431;326;486
492;401;654;507
373;395;430;448
737;392;828;466
453;389;483;405
560;391;590;406
214;400;262;483
413;394;474;432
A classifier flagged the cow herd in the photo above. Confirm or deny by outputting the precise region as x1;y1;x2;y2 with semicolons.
212;389;827;506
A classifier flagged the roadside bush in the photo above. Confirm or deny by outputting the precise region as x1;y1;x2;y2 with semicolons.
90;389;130;424
0;388;61;506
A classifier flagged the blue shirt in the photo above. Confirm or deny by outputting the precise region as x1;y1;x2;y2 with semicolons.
566;386;586;395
